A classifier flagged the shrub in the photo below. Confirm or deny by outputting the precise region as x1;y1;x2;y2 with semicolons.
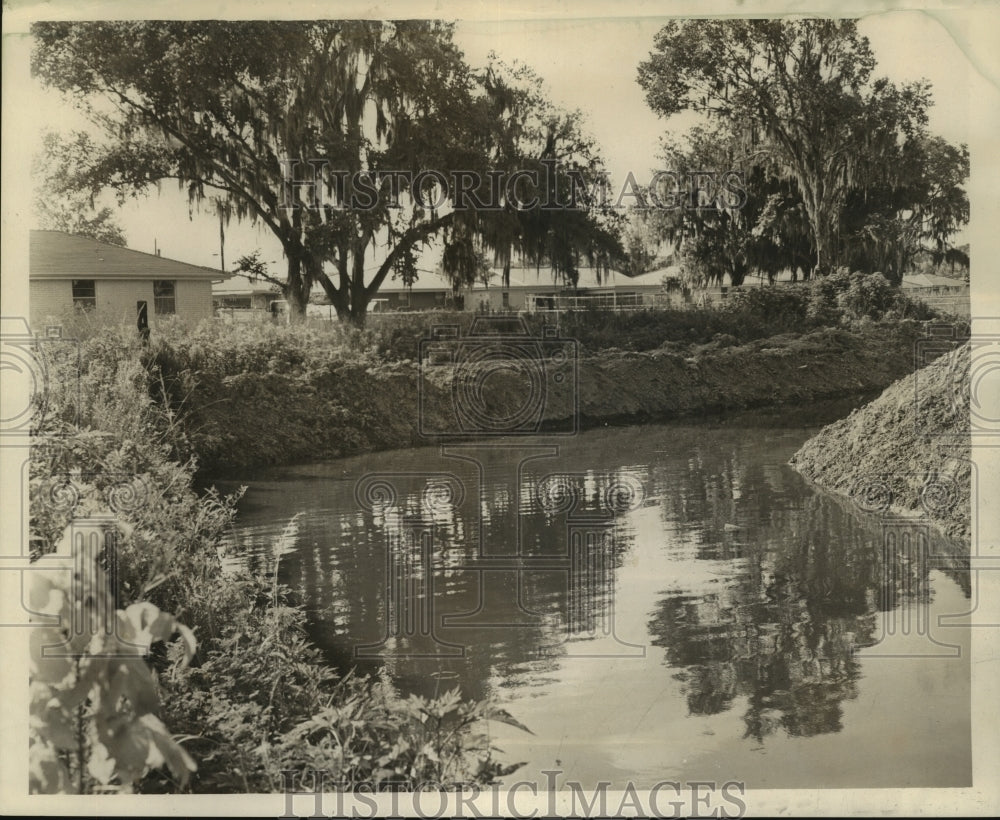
837;271;897;321
29;320;528;794
29;522;198;794
157;583;526;792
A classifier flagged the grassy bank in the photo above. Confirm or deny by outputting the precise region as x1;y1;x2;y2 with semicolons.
29;326;526;794
148;318;939;476
143;272;947;476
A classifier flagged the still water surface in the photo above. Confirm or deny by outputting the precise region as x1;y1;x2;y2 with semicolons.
217;414;971;789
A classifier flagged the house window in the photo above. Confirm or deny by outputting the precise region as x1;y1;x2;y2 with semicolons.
153;280;176;315
71;279;96;311
502;291;510;308
399;289;410;308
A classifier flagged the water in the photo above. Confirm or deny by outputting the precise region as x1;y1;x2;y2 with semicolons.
216;414;971;789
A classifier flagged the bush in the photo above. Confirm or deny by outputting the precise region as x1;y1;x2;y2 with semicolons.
29;321;527;794
837;271;897;321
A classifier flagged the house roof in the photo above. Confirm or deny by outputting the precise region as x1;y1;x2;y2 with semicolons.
617;266;681;288
212;272;283;296
30;230;228;281
498;266;678;291
901;272;967;289
350;264;680;295
386;270;458;292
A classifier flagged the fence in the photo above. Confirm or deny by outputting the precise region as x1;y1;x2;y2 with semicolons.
906;292;971;319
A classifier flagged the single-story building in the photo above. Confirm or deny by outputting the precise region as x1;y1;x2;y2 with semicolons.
468;265;679;312
900;271;969;295
30;230;226;327
900;270;971;318
372;270;467;311
371;264;683;313
212;271;282;312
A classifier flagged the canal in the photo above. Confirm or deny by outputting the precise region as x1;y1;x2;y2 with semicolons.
216;410;971;789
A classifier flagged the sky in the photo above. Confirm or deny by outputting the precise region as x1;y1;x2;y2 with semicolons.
17;10;987;272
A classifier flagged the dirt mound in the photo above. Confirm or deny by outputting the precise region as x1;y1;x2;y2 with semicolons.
790;343;970;543
575;326;922;421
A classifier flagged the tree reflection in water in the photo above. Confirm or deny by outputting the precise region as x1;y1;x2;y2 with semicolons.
221;422;970;744
645;438;968;743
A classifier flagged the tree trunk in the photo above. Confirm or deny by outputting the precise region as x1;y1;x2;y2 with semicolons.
346;303;367;328
283;255;310;321
798;172;839;277
348;238;371;328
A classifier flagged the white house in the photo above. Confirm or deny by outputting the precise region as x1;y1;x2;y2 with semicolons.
468;265;679;312
30;230;227;327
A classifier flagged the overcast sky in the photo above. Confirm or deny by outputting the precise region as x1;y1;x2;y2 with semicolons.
19;10;984;271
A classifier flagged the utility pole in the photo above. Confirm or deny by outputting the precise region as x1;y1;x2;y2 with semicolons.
218;210;226;271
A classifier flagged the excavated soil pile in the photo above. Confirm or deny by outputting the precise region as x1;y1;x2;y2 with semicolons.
790;343;970;543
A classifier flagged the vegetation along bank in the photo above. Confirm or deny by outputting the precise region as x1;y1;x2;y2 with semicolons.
143;278;955;476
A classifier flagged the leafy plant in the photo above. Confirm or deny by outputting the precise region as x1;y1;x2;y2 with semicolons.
28;327;531;794
29;522;197;793
837;271;897;321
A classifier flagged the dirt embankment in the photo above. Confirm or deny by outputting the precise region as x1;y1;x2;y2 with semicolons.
790;342;970;543
190;323;932;476
575;326;921;421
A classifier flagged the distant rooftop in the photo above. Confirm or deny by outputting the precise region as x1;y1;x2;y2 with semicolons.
212;271;283;296
901;272;968;289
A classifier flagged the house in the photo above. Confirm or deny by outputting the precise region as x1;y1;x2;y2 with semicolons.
900;270;970;318
469;265;679;312
376;266;566;313
371;263;683;313
212;271;285;321
371;270;466;311
30;230;226;327
900;271;969;295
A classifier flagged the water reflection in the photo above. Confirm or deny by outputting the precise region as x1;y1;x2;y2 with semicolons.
218;419;970;774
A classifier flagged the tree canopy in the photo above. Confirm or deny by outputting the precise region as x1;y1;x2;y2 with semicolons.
637;18;967;280
33;132;127;246
650;122;814;288
32;21;622;323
